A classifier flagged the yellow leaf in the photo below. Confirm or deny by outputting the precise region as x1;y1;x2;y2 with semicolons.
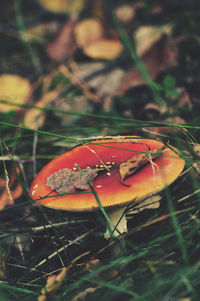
38;0;84;14
23;90;58;129
134;24;173;57
0;74;31;112
83;39;123;60
74;19;103;48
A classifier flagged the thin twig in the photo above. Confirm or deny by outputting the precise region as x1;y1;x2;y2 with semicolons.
33;227;97;269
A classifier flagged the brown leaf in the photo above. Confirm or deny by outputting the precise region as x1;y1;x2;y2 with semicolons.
46;16;77;62
38;267;68;301
192;144;200;175
119;146;165;185
0;166;22;210
46;166;105;193
119;37;178;94
71;62;125;103
176;88;192;108
134;24;173;57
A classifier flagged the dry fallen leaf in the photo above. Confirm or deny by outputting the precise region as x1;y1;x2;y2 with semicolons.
74;19;103;48
74;18;122;60
119;146;165;185
46;17;77;62
192;144;200;175
38;0;84;14
46;166;105;193
38;267;68;301
115;5;136;23
176;88;192;108
0;74;31;112
23;90;58;129
119;37;177;93
134;24;173;57
83;39;123;60
0;166;22;210
72;62;125;110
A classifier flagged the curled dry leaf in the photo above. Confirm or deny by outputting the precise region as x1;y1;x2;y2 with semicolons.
176;88;192;108
0;74;31;112
83;39;123;60
134;24;173;57
23;90;58;129
119;37;178;94
38;267;68;301
0;166;22;210
119;146;165;185
46;17;77;62
74;19;103;48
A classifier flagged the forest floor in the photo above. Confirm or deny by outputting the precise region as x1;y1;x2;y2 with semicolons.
1;1;200;300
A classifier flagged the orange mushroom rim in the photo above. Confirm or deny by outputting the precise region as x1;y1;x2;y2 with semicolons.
30;137;185;212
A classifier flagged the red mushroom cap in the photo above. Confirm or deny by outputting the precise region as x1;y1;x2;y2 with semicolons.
30;137;185;211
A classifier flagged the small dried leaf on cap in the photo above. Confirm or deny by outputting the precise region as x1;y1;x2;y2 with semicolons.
46;166;106;193
119;146;165;185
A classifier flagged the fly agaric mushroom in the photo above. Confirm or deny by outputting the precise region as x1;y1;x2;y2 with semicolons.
30;137;185;238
